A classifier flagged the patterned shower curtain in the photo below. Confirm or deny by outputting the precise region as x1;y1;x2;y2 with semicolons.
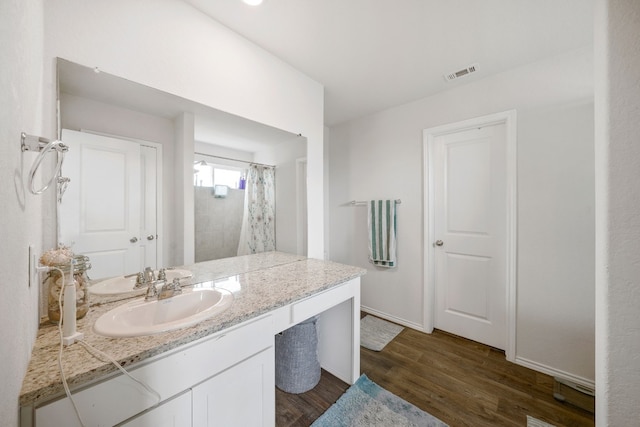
237;164;276;255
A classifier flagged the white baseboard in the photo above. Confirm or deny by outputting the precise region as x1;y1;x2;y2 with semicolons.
514;356;595;390
360;306;426;332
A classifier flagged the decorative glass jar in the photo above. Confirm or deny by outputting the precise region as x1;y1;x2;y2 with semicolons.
47;255;91;323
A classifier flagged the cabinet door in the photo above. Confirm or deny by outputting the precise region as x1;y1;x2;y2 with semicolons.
119;391;191;427
193;348;274;427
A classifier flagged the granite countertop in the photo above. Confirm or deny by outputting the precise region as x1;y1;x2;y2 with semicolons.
20;252;365;407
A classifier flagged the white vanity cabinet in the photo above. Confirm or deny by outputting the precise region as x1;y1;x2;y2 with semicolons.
122;347;274;427
192;348;274;427
27;315;274;427
22;275;362;427
119;391;192;427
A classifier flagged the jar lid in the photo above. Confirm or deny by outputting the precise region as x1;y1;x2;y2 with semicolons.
51;255;92;272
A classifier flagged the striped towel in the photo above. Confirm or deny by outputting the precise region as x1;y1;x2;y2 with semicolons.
368;200;397;268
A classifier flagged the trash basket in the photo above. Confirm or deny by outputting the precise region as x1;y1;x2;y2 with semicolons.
275;316;321;394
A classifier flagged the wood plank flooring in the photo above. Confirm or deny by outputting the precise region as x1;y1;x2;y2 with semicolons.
276;323;595;427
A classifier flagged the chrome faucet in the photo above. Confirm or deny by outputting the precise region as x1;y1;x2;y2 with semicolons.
144;279;162;301
134;267;167;290
158;278;183;300
133;267;180;301
143;266;155;283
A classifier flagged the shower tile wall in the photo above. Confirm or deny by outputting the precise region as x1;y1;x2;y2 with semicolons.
195;187;244;262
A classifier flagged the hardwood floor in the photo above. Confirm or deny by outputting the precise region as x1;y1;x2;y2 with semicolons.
276;369;349;426
276;324;595;427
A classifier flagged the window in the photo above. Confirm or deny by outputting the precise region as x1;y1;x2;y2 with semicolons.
194;162;244;189
214;168;242;189
194;163;214;187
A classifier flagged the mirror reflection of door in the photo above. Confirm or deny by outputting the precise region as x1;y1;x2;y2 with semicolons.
59;129;160;279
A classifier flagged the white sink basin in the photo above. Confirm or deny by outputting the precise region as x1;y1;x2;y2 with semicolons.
89;269;192;296
93;288;233;338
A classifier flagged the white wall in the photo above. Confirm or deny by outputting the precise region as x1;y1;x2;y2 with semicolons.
174;112;196;265
0;1;44;425
323;125;331;260
43;0;325;259
60;94;175;146
516;101;594;382
194;141;254;165
595;0;640;424
328;47;595;384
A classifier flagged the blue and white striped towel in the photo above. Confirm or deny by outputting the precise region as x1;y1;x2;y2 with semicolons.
368;200;397;268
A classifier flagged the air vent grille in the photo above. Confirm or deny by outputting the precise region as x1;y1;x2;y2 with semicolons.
444;63;479;82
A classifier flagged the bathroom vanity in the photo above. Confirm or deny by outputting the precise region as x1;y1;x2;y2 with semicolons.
19;252;365;427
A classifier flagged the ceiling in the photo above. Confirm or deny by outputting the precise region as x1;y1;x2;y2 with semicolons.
183;0;594;126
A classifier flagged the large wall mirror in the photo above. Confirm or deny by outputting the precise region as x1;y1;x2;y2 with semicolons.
56;58;308;281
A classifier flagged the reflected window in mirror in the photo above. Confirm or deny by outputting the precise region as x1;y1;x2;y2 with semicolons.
194;162;244;189
214;167;243;189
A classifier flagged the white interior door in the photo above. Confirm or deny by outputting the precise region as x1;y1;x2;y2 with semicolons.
60;129;141;279
432;123;508;350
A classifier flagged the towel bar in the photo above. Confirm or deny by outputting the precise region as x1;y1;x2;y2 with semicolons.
349;199;401;205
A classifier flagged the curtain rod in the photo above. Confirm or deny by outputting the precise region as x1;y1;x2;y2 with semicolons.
194;152;275;169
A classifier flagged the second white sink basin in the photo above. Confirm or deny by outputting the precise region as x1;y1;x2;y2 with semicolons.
89;269;192;296
93;288;233;338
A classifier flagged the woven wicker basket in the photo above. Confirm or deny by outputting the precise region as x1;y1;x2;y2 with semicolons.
275;316;321;394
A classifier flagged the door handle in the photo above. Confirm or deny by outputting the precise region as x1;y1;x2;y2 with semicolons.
147;235;155;241
435;240;444;247
130;237;138;243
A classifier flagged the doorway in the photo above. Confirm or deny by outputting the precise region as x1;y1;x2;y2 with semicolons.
423;110;517;359
59;129;162;279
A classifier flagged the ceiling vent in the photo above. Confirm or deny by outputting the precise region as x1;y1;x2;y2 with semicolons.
444;63;479;82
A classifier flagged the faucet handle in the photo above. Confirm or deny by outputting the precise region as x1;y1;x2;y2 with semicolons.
133;272;146;289
145;281;159;301
157;268;167;281
156;278;181;300
171;278;183;293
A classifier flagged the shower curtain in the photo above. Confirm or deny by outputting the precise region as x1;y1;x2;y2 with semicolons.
237;164;276;255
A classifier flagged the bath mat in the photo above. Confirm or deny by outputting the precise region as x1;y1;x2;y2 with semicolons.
527;416;556;427
360;315;404;351
311;374;448;427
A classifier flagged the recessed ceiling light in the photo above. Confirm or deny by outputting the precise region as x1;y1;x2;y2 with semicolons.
243;0;263;5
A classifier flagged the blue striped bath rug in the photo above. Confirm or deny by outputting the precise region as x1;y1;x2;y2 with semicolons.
311;374;448;427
